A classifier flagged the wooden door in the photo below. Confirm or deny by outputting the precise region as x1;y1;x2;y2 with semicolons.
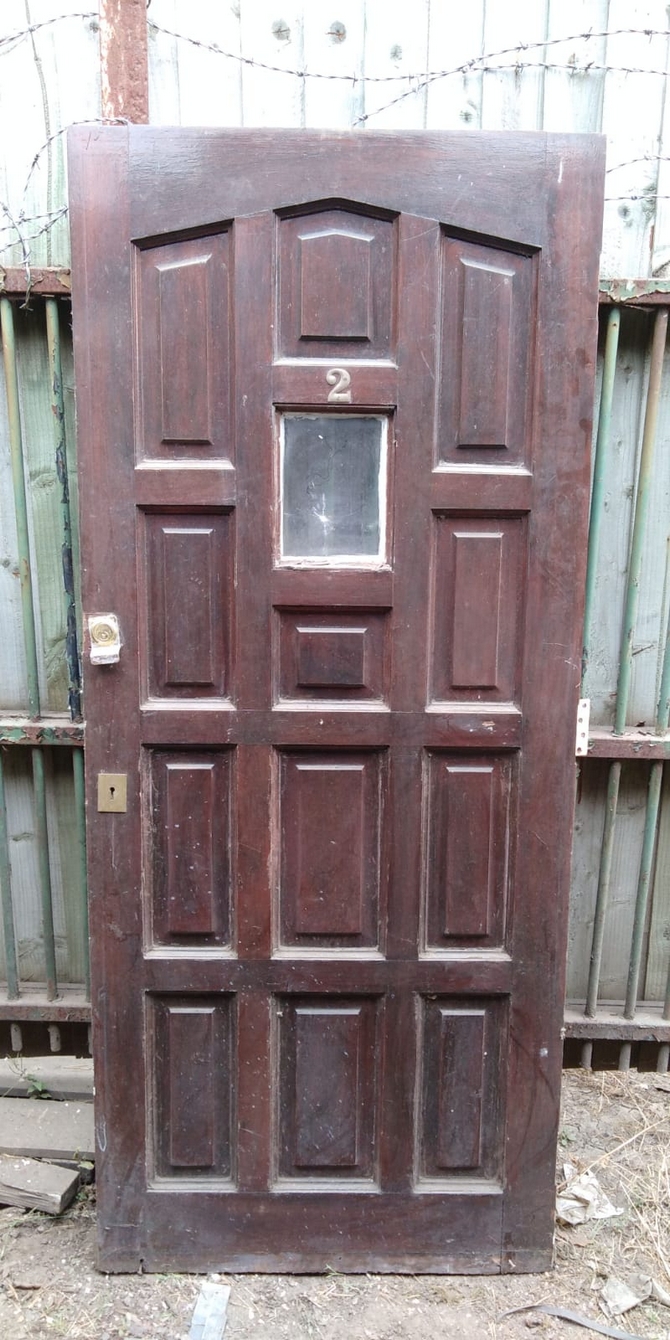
69;128;604;1273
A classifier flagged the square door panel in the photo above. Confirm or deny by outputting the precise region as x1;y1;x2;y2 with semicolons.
278;751;386;950
430;516;525;703
134;229;232;462
277;205;396;361
275;995;380;1185
422;753;512;950
416;997;505;1185
145;749;234;949
276;610;388;703
140;511;233;701
147;994;235;1183
437;235;535;465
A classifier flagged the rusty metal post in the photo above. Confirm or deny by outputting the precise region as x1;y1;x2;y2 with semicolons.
99;0;149;123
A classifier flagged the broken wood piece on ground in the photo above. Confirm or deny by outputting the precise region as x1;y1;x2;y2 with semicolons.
189;1280;231;1340
0;1153;79;1215
0;1097;94;1161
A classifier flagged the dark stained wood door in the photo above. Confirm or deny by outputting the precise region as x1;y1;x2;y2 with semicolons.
68;128;604;1273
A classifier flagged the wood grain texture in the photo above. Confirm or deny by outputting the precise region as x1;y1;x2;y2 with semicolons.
0;1152;79;1214
68;126;604;1273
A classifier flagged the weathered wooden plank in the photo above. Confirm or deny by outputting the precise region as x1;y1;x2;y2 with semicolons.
239;0;306;127
600;281;670;304
652;34;670;277
1;749;81;989
543;0;609;134
0;1151;79;1214
425;0;485;130
600;0;669;279
0;988;89;1020
0;2;101;270
568;762;649;1004
644;763;670;998
564;1006;670;1041
480;0;549;132
582;308;650;729
0;269;71;296
303;1;364;128
0;1097;94;1160
17;303;70;712
587;729;670;758
0;312;27;708
361;0;430;129
189;1281;231;1340
0;719;84;746
148;0;243;126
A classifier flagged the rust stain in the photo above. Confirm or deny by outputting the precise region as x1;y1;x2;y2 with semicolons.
99;0;149;123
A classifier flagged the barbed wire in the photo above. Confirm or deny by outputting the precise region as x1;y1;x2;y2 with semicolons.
2;14;670;275
0;119;127;295
0;11;96;55
146;22;670;85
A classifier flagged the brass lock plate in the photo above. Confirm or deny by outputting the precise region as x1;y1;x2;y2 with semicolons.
88;614;121;664
97;773;128;813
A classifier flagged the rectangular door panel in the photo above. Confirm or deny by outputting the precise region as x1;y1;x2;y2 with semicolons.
147;994;235;1183
135;230;232;462
275;609;388;704
278;750;386;951
277;205;397;361
422;753;512;949
437;237;535;465
276;995;380;1184
430;517;525;703
145;749;234;948
140;512;233;701
417;998;505;1184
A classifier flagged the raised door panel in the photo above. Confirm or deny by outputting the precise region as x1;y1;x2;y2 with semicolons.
437;236;535;465
135;230;232;461
140;512;233;701
275;609;389;703
148;995;235;1182
430;517;525;703
423;753;512;949
417;999;505;1184
276;996;380;1184
278;751;386;950
146;749;234;948
277;205;396;361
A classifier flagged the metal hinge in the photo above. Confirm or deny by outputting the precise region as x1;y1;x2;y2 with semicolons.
575;698;590;757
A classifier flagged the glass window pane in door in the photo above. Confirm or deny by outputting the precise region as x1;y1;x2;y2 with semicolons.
281;415;385;561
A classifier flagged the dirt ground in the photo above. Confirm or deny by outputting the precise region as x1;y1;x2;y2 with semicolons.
0;1069;668;1340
